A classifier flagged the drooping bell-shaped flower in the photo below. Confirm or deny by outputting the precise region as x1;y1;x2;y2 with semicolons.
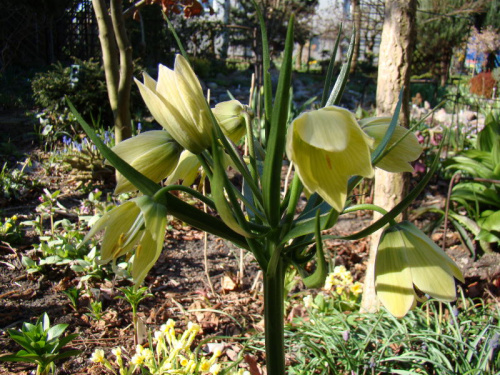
111;130;183;194
134;55;212;154
212;100;248;143
84;196;167;284
359;117;423;173
286;106;374;212
375;221;464;318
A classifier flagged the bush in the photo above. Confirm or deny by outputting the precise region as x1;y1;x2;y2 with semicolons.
31;59;110;132
31;58;146;135
469;71;497;98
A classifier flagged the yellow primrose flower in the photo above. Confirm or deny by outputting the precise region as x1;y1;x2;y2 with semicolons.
335;285;345;295
210;363;222;374
350;281;363;296
131;352;145;366
375;221;464;318
200;359;211;372
110;130;182;194
90;349;105;363
212;100;248;142
286;106;374;212
83;195;167;284
359;117;423;172
135;54;212;154
111;347;122;357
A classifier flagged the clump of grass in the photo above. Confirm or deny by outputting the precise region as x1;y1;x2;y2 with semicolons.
284;291;499;374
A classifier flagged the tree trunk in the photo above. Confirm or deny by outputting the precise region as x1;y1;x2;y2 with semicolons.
219;0;231;59
92;0;132;144
349;0;362;74
361;0;417;314
296;43;304;70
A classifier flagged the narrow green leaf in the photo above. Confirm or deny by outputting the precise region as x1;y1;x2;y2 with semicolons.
326;31;355;106
66;98;159;197
211;135;253;238
262;14;294;226
252;0;273;134
320;24;343;107
162;14;189;61
0;354;40;363
370;89;403;166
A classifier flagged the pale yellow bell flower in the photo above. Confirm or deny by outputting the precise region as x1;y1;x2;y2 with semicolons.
212;100;248;143
359;117;423;173
135;55;212;154
286;106;374;212
83;195;167;284
375;221;464;318
111;130;182;194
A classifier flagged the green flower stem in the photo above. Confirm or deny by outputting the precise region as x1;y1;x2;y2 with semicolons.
243;112;259;182
342;204;396;226
263;255;286;375
154;185;216;210
197;153;213;180
281;173;303;237
208;108;263;205
229;184;268;223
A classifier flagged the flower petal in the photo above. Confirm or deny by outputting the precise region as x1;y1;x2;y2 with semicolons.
166;150;201;186
112;131;182;194
287;107;374;211
400;221;464;283
99;201;141;261
375;228;416;318
132;196;168;284
360;117;423;172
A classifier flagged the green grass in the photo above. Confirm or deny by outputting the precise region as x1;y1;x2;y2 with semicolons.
282;292;499;374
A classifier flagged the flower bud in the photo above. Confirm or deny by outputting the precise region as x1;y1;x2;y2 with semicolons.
212;100;248;142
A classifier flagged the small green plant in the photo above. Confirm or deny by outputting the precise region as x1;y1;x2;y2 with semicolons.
0;312;80;375
36;189;65;235
86;300;104;321
116;286;153;345
0;215;22;244
61;287;81;312
0;160;39;202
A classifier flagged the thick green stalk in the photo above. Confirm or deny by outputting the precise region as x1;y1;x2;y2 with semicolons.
264;255;286;375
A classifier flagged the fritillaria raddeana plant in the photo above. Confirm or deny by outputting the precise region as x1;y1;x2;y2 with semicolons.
72;8;464;374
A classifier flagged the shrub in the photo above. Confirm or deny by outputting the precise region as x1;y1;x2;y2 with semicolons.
31;58;146;135
32;59;109;131
469;71;497;98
